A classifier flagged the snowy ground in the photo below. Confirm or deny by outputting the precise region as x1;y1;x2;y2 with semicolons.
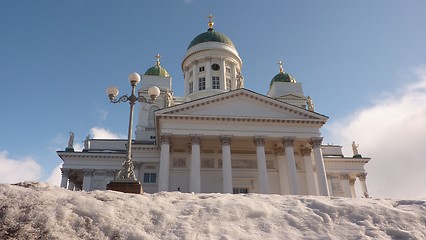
0;182;425;240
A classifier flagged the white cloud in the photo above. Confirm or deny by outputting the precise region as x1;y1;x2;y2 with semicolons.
90;127;124;139
0;151;42;183
45;164;62;186
325;65;426;199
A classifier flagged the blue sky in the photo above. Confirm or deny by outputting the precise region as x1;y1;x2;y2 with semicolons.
1;1;426;198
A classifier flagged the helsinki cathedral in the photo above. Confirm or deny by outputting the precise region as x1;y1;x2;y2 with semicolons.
57;16;370;198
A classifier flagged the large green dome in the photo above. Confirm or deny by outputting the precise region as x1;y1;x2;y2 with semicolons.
188;29;235;50
270;72;297;87
144;65;170;77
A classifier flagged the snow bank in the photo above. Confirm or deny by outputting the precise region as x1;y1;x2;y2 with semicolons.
0;182;425;239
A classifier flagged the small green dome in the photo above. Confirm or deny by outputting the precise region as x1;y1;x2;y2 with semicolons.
144;65;170;77
188;29;235;50
270;72;297;87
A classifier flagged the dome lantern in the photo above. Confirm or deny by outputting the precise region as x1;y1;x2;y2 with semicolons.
144;54;170;77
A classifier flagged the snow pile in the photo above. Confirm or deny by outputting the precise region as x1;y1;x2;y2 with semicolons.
1;182;425;239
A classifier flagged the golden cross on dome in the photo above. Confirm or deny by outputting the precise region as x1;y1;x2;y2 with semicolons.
278;60;284;73
155;53;161;66
207;14;215;29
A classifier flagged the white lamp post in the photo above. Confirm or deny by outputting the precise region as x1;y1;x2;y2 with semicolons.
106;72;160;193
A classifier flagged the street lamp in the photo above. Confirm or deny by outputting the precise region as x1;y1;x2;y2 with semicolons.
106;72;160;193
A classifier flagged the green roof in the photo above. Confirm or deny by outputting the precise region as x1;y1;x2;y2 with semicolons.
144;65;170;77
270;72;297;87
188;29;235;49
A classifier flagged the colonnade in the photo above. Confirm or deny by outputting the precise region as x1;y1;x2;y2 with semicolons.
157;134;331;196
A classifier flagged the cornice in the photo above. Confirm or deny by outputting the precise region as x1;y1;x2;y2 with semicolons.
323;157;370;164
157;114;326;125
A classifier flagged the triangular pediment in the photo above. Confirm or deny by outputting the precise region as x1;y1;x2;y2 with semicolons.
156;89;328;122
276;93;306;101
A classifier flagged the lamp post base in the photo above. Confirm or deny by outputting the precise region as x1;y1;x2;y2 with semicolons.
106;180;143;194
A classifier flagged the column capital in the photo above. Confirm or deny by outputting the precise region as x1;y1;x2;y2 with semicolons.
160;134;172;144
309;137;323;148
282;136;296;147
83;169;94;176
273;145;285;155
220;135;232;146
349;178;356;185
300;145;312;156
253;136;265;146
190;134;202;145
357;172;367;180
60;168;71;176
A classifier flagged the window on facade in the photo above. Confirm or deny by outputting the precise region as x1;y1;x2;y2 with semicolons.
189;71;193;76
233;188;249;194
198;77;206;90
143;173;157;183
189;82;193;94
199;66;205;72
226;67;231;74
212;76;220;89
226;78;231;90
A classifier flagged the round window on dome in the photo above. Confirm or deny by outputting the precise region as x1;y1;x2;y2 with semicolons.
211;64;220;71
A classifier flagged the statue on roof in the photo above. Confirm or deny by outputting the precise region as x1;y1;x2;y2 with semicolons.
67;132;74;148
307;96;315;111
84;134;90;150
352;141;359;156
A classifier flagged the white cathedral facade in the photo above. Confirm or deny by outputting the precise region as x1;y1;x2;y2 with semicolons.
57;18;370;198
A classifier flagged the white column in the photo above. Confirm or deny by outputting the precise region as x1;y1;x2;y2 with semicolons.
60;168;70;189
326;173;333;196
254;136;269;194
357;173;369;198
158;134;172;192
231;63;236;90
206;58;212;89
190;135;201;193
282;137;299;195
82;169;94;191
301;146;317;195
274;146;288;195
192;63;197;94
310;137;330;196
349;177;357;198
220;135;233;193
340;174;352;198
220;58;226;90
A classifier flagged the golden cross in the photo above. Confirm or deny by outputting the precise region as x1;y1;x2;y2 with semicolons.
278;60;284;73
207;14;215;29
155;53;161;66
